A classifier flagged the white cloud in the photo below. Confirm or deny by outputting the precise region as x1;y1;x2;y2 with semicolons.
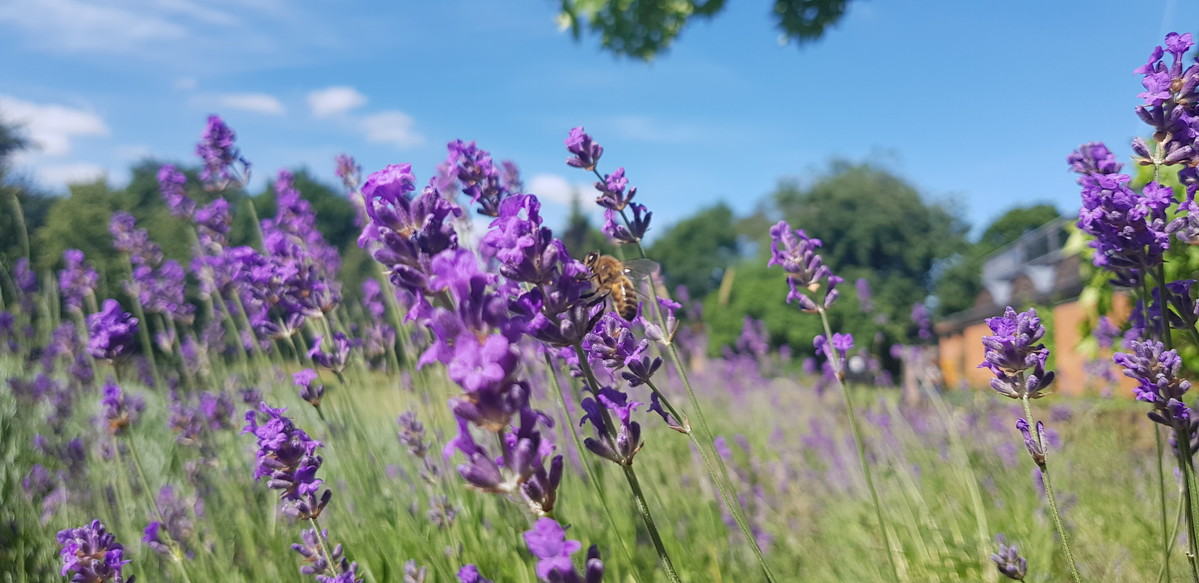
359;111;423;149
174;77;198;90
308;86;367;118
527;173;583;205
0;0;191;53
214;92;285;115
0;95;109;156
38;162;107;187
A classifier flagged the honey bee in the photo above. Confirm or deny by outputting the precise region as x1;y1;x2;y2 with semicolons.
582;252;659;320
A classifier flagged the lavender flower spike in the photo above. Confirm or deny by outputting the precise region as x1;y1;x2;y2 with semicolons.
990;535;1028;581
196;114;250;190
87;299;139;361
524;517;604;583
767;220;837;311
1115;338;1192;428
978;306;1055;400
57;519;136;583
565;127;603;171
243;402;331;519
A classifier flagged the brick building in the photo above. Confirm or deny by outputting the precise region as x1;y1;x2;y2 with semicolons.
935;218;1131;396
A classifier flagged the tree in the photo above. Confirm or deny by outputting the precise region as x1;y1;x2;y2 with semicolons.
558;0;852;60
705;160;968;356
647;202;739;299
35;179;127;297
933;203;1062;316
774;160;968;294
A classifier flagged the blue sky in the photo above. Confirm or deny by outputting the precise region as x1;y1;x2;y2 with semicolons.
1;0;1196;239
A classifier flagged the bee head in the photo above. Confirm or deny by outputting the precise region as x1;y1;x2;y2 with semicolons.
584;251;599;267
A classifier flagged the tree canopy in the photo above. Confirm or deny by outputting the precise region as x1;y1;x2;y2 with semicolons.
647;202;739;299
558;0;853;60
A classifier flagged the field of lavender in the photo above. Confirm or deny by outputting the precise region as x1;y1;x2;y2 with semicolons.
5;31;1199;583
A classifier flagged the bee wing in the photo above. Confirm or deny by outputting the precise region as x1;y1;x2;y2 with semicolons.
621;258;660;283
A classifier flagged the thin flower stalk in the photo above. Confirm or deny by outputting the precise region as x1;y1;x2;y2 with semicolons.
817;307;903;581
571;130;777;582
571;343;680;583
541;351;641;578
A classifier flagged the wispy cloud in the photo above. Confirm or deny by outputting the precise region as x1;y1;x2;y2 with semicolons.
527;173;587;206
0;0;194;54
213;92;285;115
0;95;109;156
359;111;423;149
308;86;367;118
38;162;107;187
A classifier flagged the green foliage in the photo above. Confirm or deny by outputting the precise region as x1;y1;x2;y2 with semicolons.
774;161;968;289
557;0;852;60
647;202;738;299
35;179;127;295
713;160;968;354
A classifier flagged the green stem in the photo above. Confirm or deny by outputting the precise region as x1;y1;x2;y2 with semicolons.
818;307;901;581
616;231;778;581
126;435;195;583
1157;427;1172;582
920;377;993;581
571;344;681;583
542;352;642;580
620;463;681;582
1019;396;1082;583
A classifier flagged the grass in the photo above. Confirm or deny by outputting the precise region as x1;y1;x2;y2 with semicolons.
0;349;1181;582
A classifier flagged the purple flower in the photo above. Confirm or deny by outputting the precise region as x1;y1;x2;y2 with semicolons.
447;140;513;217
480;194;568;285
1072;163;1171;286
57;519;134;583
357;163;463;296
524;517;604;583
447;408;563;515
157;164;195;218
87;300;139;361
101;380;144;435
294;369;325;409
397;411;430;460
814;332;853;362
768;220;838;311
1016;418;1047;467
457;564;494;583
1066;142;1122;177
855;278;873;313
601;202;652;245
59;249;98;313
141;486;195;559
580;386;644;465
990;535;1028;581
446;333;528;431
1115;338;1192;428
335;153;361;194
309;332;353;374
110;211;163;266
594;167;636;211
565;127;603;171
196;115;250;190
291;527;360;582
403;559;428;583
243;402;331;519
978;306;1055;400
